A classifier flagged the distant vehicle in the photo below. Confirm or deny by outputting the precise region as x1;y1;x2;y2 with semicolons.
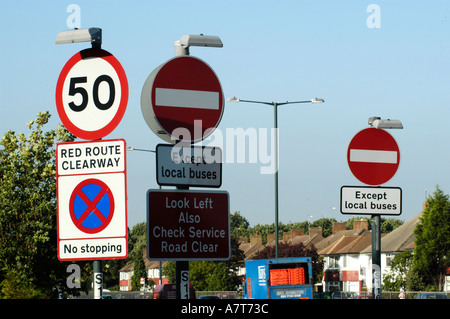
198;295;220;299
415;292;449;299
153;283;196;299
102;289;113;299
243;257;313;299
354;294;372;299
331;291;354;299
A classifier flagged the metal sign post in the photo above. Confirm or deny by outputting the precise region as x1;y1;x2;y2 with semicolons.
93;260;103;299
342;121;403;300
371;215;382;299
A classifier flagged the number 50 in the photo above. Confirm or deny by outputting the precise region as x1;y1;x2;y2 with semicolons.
68;75;115;112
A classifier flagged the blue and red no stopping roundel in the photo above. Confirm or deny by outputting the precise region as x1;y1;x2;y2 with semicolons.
69;178;115;234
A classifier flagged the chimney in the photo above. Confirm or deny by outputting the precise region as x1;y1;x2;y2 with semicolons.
332;222;347;234
292;229;304;237
250;235;262;245
283;231;293;241
309;227;322;237
267;233;276;244
354;219;369;232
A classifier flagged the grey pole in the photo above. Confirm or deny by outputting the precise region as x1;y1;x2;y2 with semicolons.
371;215;382;299
227;98;324;259
274;102;279;258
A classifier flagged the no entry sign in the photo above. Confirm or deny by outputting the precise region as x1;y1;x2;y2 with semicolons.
55;48;128;140
146;190;230;260
347;128;400;185
141;56;224;144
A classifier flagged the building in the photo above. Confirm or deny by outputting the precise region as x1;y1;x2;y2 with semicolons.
120;214;425;293
319;215;420;294
119;249;169;291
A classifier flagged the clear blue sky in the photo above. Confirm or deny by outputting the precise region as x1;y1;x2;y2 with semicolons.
1;1;449;228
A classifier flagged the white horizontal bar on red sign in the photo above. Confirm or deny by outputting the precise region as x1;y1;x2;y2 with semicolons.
349;149;398;164
155;88;219;109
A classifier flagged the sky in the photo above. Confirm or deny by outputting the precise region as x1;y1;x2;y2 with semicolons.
1;1;450;229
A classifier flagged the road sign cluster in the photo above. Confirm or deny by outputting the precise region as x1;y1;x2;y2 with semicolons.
55;41;229;264
341;127;402;216
141;55;230;261
56;48;129;261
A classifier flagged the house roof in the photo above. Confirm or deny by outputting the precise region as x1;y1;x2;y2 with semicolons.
119;249;169;272
361;213;421;253
290;233;324;249
315;229;355;252
318;230;372;255
239;241;265;260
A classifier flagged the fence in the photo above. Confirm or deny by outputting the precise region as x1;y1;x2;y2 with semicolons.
69;290;241;299
70;290;448;300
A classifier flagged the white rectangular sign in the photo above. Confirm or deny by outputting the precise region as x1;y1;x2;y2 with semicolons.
57;139;125;176
58;237;127;260
56;139;128;261
340;186;402;215
156;144;222;187
155;88;220;110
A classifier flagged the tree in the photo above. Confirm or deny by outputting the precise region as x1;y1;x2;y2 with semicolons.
162;237;244;292
413;186;450;291
382;250;413;291
131;250;146;291
230;211;250;238
0;112;75;298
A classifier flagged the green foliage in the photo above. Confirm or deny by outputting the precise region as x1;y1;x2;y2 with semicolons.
382;250;413;291
0;112;75;298
131;251;146;291
413;186;450;291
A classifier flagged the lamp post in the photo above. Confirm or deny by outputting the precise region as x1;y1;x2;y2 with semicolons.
126;146;162;286
126;146;156;153
227;97;324;258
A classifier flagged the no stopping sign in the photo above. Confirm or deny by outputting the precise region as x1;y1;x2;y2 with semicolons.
55;48;128;140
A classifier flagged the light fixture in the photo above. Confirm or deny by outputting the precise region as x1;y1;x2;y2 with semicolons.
368;116;403;129
174;34;223;56
55;27;102;47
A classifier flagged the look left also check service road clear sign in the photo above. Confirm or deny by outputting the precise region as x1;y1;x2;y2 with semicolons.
55;48;128;140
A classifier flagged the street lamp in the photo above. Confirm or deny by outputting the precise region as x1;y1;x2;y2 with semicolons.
55;27;102;48
174;34;223;56
126;146;163;284
227;96;325;258
368;116;403;129
126;146;156;153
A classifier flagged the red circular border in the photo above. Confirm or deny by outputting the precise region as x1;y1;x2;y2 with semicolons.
69;178;115;234
55;48;128;140
347;127;400;185
150;56;224;143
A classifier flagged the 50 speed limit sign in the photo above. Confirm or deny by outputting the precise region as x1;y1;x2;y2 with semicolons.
56;48;128;140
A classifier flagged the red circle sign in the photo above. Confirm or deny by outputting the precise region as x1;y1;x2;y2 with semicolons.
55;48;128;140
347;127;400;185
69;178;115;234
141;56;224;144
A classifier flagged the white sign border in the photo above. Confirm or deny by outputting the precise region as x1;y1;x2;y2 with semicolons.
340;185;402;216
